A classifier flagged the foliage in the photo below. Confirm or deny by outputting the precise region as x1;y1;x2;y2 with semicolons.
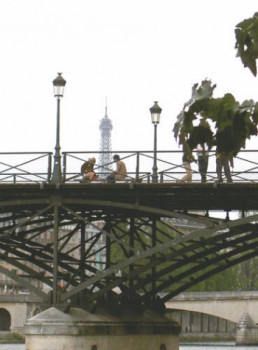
189;266;238;292
235;12;258;76
170;13;258;293
235;257;258;290
173;80;258;161
188;256;258;292
173;11;258;159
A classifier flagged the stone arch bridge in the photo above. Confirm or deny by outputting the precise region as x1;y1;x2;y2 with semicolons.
1;291;258;334
166;291;258;324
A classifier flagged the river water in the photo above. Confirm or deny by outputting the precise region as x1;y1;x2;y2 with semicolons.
0;346;25;350
180;343;258;350
1;343;258;350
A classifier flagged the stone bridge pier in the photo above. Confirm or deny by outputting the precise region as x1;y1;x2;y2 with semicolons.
25;307;180;350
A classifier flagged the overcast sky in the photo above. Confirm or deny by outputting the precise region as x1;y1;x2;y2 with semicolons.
1;0;258;155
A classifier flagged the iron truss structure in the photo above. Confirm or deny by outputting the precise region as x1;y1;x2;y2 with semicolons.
1;182;258;314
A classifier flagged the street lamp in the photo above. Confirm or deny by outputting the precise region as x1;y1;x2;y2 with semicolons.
51;73;66;184
150;101;162;183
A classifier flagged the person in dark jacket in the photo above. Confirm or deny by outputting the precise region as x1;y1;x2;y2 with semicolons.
196;146;209;183
81;157;98;181
216;153;232;183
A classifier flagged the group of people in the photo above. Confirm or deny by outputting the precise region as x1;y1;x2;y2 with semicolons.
81;154;127;183
81;149;233;184
178;147;233;184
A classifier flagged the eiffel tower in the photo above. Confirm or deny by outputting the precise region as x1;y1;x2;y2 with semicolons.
99;100;113;177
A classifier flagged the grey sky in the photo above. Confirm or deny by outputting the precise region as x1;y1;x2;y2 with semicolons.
1;0;258;154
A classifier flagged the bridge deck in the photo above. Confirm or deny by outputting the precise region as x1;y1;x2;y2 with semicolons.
0;182;257;212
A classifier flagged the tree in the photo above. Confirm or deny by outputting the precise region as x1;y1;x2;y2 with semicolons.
188;256;258;292
236;257;258;290
173;80;258;162
173;12;258;161
189;266;239;292
235;12;258;76
173;12;258;292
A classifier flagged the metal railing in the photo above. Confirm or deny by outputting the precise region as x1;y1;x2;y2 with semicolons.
0;149;257;184
63;149;258;184
0;152;52;183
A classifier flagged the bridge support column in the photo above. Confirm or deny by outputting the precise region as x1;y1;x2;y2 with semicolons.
25;307;180;350
236;313;258;345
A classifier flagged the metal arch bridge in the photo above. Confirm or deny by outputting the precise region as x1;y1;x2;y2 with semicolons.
0;149;258;313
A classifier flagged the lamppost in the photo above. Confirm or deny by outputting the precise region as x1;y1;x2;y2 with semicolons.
51;73;66;184
149;101;162;183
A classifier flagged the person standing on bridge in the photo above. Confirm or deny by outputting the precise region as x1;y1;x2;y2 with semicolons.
177;153;192;183
196;145;209;183
216;152;233;183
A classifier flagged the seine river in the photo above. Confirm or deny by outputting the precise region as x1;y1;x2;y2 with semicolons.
1;343;258;350
180;344;258;350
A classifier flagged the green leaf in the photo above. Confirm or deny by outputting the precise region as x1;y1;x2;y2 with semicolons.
173;80;258;159
251;102;258;123
235;12;258;76
173;80;215;141
187;125;214;151
184;80;216;108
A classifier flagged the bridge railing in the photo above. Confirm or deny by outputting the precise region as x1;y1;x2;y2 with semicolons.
0;152;52;184
63;149;258;183
0;150;257;184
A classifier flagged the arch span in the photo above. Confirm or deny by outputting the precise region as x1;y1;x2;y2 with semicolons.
0;308;11;331
166;292;258;324
0;187;258;313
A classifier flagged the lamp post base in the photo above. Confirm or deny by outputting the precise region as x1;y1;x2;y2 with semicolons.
50;155;62;184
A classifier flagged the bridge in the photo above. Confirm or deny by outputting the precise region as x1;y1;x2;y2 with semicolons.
166;291;258;324
1;149;258;348
0;149;258;307
0;294;42;333
0;291;256;338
